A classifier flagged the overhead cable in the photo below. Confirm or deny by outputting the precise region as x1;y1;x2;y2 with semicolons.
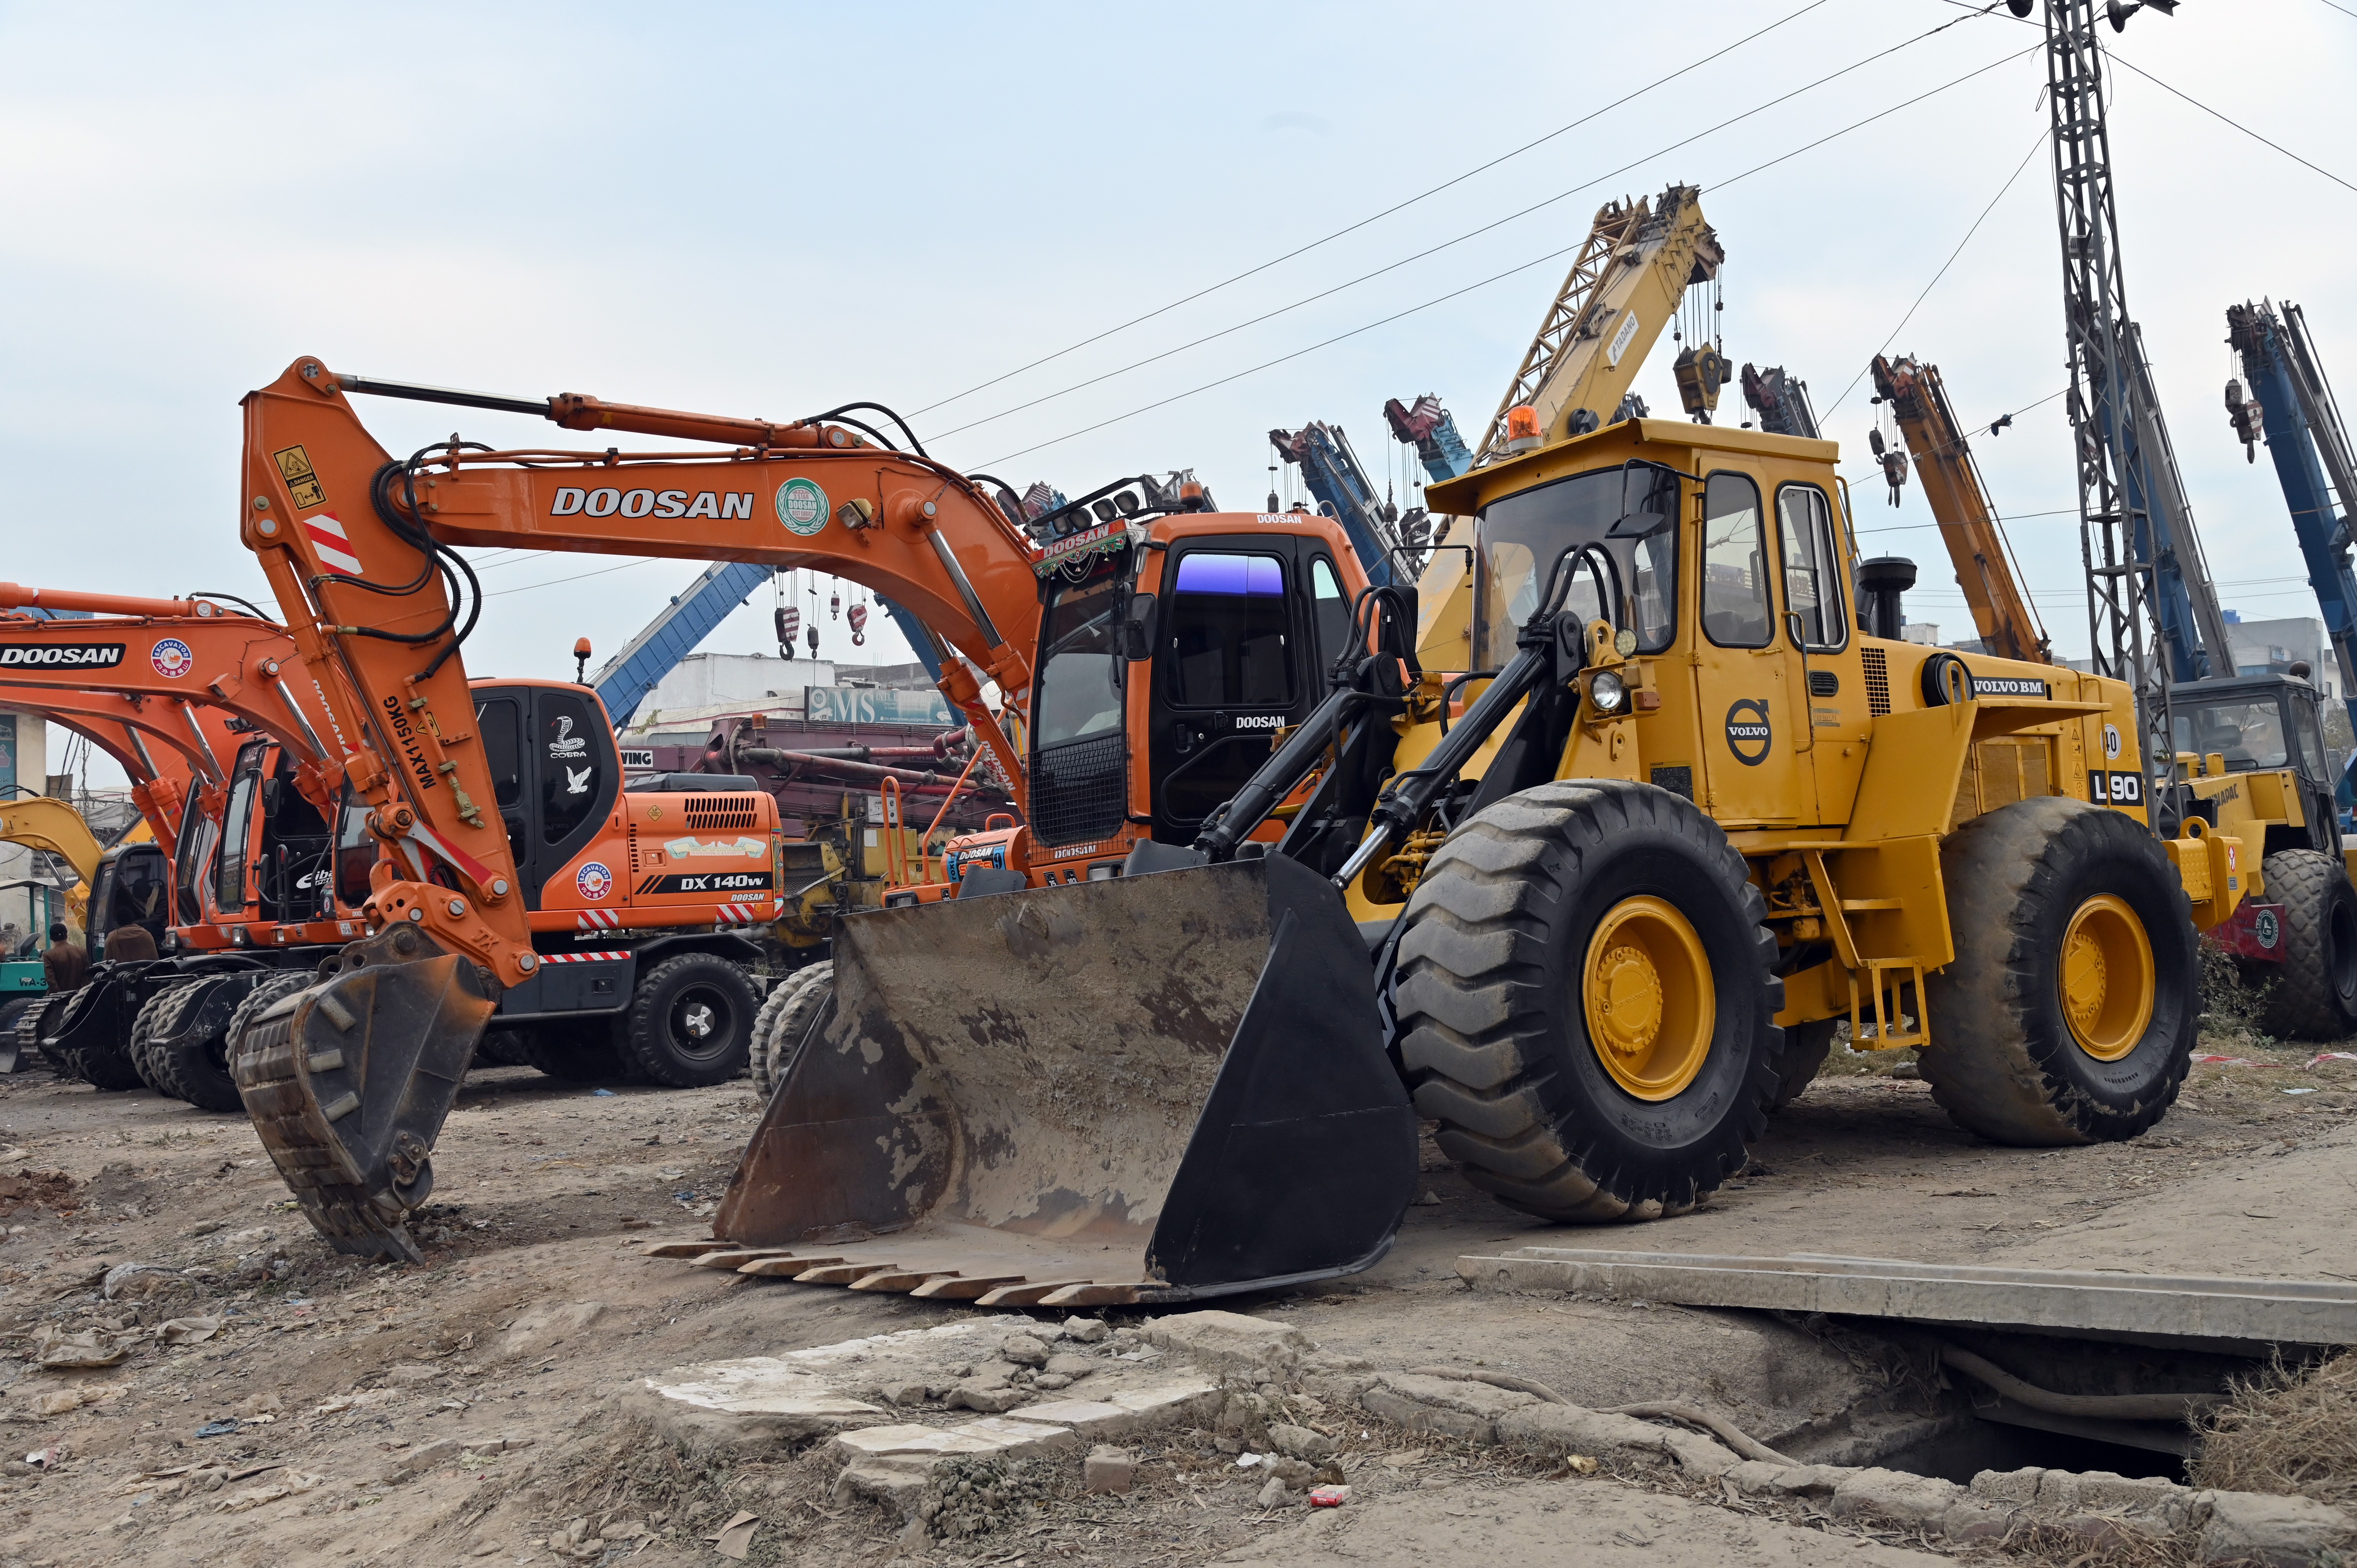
935;17;2019;443
973;42;2042;468
910;0;1852;419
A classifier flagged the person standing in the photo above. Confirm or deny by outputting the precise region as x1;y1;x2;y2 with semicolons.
41;925;87;992
100;924;156;964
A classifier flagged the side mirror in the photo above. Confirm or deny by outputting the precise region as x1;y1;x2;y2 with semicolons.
259;777;284;819
1122;593;1157;660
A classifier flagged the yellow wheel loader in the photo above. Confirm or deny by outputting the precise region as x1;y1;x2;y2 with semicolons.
712;416;2233;1302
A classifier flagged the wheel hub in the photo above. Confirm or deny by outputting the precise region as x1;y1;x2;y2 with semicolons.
1581;895;1716;1102
2059;893;2154;1062
681;1001;717;1040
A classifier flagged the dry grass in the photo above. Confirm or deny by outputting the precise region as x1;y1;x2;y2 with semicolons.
2193;1350;2357;1508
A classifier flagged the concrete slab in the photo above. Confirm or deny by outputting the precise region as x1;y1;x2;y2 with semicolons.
1010;1375;1222;1437
1456;1248;2357;1348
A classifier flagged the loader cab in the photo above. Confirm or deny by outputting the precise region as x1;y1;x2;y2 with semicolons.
470;679;622;909
1446;418;1863;828
1025;517;1361;852
2170;673;2341;854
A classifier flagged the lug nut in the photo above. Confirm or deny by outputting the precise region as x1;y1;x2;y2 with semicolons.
447;899;466;917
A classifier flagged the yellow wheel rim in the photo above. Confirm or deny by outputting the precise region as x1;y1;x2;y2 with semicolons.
2058;893;2154;1062
1582;895;1716;1101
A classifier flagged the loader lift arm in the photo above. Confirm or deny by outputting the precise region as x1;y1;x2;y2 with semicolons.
1870;357;2050;664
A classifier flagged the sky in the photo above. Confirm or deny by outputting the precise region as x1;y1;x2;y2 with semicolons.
3;0;2353;791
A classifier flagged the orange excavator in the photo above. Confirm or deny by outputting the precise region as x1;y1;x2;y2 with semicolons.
0;588;819;1111
227;360;1409;1274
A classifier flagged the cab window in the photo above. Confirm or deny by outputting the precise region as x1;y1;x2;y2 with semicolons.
1167;552;1293;708
476;696;523;809
1034;565;1127;749
1310;556;1354;673
1700;473;1772;648
537;690;604;845
1778;484;1848;651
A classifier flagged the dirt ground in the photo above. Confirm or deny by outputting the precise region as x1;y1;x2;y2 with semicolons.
0;1024;2345;1568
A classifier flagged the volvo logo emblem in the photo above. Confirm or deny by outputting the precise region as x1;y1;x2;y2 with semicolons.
1725;699;1772;766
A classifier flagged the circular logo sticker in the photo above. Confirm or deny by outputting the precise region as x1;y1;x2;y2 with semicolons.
149;637;193;679
2103;722;2122;760
2254;907;2281;949
776;478;829;537
1725;698;1773;766
575;861;613;902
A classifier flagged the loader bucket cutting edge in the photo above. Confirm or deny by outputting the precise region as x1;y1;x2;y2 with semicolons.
713;853;1419;1305
231;938;495;1263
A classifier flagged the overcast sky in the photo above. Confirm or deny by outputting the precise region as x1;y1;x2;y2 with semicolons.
4;0;2353;790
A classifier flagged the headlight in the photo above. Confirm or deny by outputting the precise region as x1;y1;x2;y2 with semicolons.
1588;669;1627;713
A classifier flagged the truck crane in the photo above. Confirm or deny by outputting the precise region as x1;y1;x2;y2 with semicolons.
2225;299;2357;808
1740;364;1820;440
2037;0;2357;1038
1869;356;2050;664
1384;396;1473;483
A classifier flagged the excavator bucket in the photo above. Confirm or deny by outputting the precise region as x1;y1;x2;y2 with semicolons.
714;853;1417;1306
231;927;496;1262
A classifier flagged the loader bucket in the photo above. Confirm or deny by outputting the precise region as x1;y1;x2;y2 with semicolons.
231;928;495;1263
713;852;1419;1307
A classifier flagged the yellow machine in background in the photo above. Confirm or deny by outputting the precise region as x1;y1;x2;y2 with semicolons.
1418;185;1726;674
0;796;148;934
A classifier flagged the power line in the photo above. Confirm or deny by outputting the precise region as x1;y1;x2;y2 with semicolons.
908;0;1842;420
974;42;2042;469
1818;132;2048;421
2319;0;2357;20
481;558;660;598
935;14;2019;445
2105;51;2357;198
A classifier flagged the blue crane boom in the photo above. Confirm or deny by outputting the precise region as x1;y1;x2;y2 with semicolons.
1383;396;1472;482
1269;422;1412;586
2227;299;2357;802
590;563;942;729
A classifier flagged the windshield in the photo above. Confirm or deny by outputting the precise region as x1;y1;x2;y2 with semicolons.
1033;560;1128;749
1476;466;1678;671
2173;696;2290;772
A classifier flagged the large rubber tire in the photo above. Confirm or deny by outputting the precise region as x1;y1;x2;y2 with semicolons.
1919;797;2196;1145
1395;780;1785;1222
1770;1017;1838;1110
73;993;148;1093
129;980;207;1101
2255;850;2357;1041
750;963;832;1096
514;1021;641;1083
619;954;759;1088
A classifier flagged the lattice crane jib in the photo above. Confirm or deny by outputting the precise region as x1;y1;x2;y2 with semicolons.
2044;0;2226;805
1475;186;1724;458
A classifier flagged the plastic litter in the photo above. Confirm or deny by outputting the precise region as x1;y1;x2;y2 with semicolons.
193;1420;240;1439
591;1089;617;1098
1235;1452;1265;1469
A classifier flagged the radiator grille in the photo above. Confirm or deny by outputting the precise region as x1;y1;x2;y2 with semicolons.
1032;734;1127;847
1861;646;1892;716
686;796;762;830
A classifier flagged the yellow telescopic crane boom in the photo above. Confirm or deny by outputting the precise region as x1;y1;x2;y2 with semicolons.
1476;184;1727;455
1418;186;1727;671
1870;355;2050;665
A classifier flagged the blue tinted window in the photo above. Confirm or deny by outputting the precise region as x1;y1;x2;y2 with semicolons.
1175;553;1283;596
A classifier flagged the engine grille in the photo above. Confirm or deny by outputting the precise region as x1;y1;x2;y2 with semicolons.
1861;646;1892;716
686;796;763;830
1031;734;1127;847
